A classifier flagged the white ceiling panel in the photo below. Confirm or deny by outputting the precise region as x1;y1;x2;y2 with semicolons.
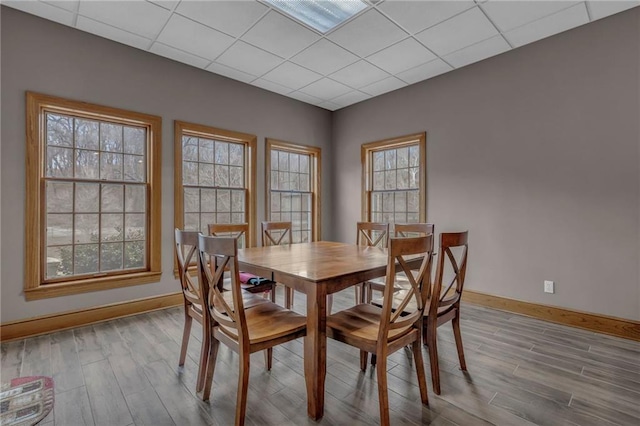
175;0;268;38
78;0;171;39
378;0;475;34
481;0;580;32
291;39;358;75
205;62;257;84
150;41;210;69
76;15;151;50
588;0;640;20
299;78;352;100
329;60;389;89
262;62;322;91
397;58;453;85
327;9;407;57
416;6;498;56
241;10;320;58
444;35;510;68
360;76;407;97
157;14;234;60
6;0;640;111
367;38;437;75
505;3;589;47
215;41;283;77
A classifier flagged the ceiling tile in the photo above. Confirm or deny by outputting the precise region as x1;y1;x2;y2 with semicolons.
156;14;235;60
42;1;79;13
76;16;151;50
327;9;407;57
505;3;589;48
216;41;283;77
4;1;75;26
241;10;320;58
147;1;179;11
287;91;324;105
175;0;268;38
444;35;510;68
329;60;389;89
415;7;498;56
206;62;257;84
331;90;371;108
290;39;359;75
396;58;453;85
298;78;352;100
150;42;210;69
262;62;322;91
317;101;340;111
481;0;580;32
588;1;640;20
366;38;436;75
78;0;171;39
360;76;407;97
251;78;294;96
378;0;475;34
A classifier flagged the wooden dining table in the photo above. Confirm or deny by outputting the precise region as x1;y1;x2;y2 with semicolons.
237;240;391;420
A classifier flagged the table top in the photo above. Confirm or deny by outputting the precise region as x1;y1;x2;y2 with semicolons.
237;241;389;284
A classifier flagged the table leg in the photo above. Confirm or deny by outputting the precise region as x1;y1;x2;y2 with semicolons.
304;285;326;420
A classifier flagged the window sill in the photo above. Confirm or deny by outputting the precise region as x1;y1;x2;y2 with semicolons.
24;271;162;301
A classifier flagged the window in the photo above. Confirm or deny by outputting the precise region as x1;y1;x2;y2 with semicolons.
174;121;256;246
266;139;321;243
362;133;426;224
25;92;162;300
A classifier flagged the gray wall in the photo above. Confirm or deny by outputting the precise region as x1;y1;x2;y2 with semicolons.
332;9;640;321
0;7;332;323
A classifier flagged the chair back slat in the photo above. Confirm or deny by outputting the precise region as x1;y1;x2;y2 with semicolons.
175;229;202;305
356;222;389;248
430;232;468;316
208;223;250;248
379;235;433;339
261;221;292;246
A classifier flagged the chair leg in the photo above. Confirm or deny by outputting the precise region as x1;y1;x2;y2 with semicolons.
359;350;368;371
411;340;429;406
354;284;361;304
452;313;467;371
270;285;276;303
376;352;390;426
235;352;250;426
426;323;441;395
179;312;193;367
264;348;273;371
201;336;219;401
327;294;333;315
196;322;210;393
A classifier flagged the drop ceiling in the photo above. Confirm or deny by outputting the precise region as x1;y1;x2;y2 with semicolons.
3;0;639;111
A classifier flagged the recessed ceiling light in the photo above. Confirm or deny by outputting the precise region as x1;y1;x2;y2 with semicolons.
264;0;368;33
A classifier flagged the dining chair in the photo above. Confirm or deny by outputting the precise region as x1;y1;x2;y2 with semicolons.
424;231;469;395
261;221;295;308
326;235;433;426
174;229;269;394
208;223;276;302
197;235;307;426
355;222;389;304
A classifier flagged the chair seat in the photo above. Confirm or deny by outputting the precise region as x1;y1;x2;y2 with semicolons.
327;303;412;345
195;290;270;314
218;301;306;345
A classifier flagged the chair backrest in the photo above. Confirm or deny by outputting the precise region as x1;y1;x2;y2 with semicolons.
197;234;249;345
379;235;434;342
208;223;249;248
261;221;292;246
394;223;435;250
429;232;469;317
175;228;202;306
356;222;389;248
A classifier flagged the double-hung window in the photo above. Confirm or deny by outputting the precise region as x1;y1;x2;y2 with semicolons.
25;92;162;300
362;133;426;224
266;139;321;243
174;121;256;246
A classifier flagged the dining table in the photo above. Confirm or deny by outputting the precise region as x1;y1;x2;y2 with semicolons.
237;240;392;420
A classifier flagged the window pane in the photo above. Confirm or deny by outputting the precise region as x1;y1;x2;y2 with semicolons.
279;151;289;171
201;213;215;233
47;147;74;178
182;136;198;161
47;181;73;213
100;153;123;180
397;147;409;168
76;183;100;213
271;192;280;212
75;244;99;275
75;119;99;150
231;190;245;212
373;171;384;190
384;170;396;190
74;214;99;244
101;214;123;242
395;192;407;213
215;165;229;187
124;241;145;269
407;190;419;213
409;145;419;167
373;151;384;171
47;114;73;147
290;173;300;191
102;184;124;213
47;214;73;246
184;187;199;213
217;190;231;213
125;185;146;213
183;161;198;186
75;150;99;180
290;154;300;172
199;163;214;187
184;213;199;231
125;213;145;241
229;143;243;166
385;150;396;170
409;167;419;189
229;166;243;188
100;123;123;152
299;155;309;173
47;246;72;278
199;138;214;163
383;193;393;212
123;126;145;155
101;242;123;271
201;188;216;212
397;169;409;190
124;155;145;182
215;141;229;164
299;173;309;192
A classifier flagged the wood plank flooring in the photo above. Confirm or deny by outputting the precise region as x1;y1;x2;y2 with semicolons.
1;287;639;425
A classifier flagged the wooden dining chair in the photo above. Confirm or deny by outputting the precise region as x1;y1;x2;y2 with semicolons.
424;231;469;395
327;235;433;426
261;221;294;308
208;223;276;301
355;222;389;304
197;235;307;426
174;229;269;394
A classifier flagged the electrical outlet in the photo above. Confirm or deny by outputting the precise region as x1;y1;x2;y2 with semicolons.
544;280;555;294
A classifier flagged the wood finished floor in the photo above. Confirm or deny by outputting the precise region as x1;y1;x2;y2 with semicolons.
2;287;639;426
